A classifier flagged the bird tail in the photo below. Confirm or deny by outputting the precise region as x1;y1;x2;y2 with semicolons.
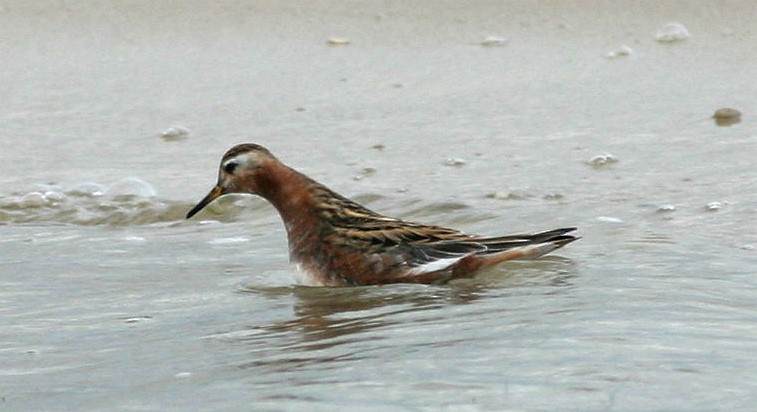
478;227;579;261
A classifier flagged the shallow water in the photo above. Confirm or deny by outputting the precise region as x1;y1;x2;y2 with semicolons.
2;1;756;411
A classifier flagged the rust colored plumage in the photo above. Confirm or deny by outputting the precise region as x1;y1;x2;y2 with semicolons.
186;143;579;286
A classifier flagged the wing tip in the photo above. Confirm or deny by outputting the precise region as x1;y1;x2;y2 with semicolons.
552;234;580;248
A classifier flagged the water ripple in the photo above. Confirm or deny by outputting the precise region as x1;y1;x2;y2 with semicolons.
0;180;268;226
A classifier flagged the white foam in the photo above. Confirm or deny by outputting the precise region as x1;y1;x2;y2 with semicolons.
587;153;619;166
69;182;105;197
656;23;690;43
657;204;676;213
481;36;508;47
208;236;250;245
605;45;633;59
19;192;47;207
705;201;726;212
444;157;466;167
161;125;190;140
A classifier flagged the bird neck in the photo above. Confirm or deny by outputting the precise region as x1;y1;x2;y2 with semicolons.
254;160;324;254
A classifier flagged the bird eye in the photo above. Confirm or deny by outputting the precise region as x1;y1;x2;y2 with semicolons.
223;161;238;174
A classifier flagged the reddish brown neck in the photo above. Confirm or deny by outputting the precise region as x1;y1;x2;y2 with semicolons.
253;160;322;258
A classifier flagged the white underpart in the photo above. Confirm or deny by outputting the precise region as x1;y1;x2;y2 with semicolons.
408;256;467;275
293;264;323;286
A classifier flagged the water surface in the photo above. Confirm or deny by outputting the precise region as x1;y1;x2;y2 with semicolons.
1;1;756;411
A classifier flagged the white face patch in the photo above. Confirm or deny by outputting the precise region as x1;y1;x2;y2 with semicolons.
222;154;247;172
221;151;268;175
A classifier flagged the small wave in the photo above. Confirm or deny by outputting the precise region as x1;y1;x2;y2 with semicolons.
0;178;256;226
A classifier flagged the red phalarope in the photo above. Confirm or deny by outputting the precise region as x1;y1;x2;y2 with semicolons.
187;144;579;286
